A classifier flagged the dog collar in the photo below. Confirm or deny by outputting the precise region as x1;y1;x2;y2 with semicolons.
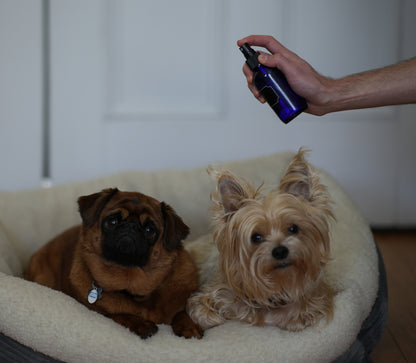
87;281;102;304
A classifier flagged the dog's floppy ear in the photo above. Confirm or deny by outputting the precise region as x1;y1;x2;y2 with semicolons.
78;188;119;227
161;202;190;251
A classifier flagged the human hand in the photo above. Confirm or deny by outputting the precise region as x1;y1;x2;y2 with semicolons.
237;35;334;116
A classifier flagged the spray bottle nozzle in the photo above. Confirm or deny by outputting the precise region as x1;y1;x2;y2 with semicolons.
239;43;260;71
239;43;256;58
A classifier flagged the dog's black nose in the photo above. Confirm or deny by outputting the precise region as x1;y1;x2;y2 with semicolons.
272;246;289;260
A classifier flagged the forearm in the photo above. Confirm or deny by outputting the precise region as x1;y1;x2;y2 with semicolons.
238;35;416;116
320;57;416;115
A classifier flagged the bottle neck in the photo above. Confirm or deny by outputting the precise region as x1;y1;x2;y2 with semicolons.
246;52;260;71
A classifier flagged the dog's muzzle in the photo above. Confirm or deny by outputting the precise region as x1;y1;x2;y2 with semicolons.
117;224;147;254
102;222;152;267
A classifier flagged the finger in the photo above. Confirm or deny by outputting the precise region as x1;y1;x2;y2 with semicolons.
242;63;253;83
238;35;299;63
247;82;266;103
242;68;265;103
237;35;284;55
241;63;264;102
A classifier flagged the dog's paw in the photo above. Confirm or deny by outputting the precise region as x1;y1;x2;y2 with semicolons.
110;313;159;339
171;310;204;339
134;320;159;339
174;321;204;339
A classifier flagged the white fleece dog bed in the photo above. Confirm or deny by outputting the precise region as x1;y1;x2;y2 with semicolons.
0;152;386;363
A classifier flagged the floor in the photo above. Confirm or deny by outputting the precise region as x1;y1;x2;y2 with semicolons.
370;230;416;363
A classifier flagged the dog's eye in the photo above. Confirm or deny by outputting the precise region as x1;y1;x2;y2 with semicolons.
104;213;122;229
109;217;119;226
288;224;299;234
251;233;264;244
143;221;158;241
145;225;154;235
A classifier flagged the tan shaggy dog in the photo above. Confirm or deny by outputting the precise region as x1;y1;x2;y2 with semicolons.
187;149;335;332
26;188;203;339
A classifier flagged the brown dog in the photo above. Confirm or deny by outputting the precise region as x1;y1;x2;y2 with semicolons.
25;188;203;339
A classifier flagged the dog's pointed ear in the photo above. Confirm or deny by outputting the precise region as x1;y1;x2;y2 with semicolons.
217;175;249;214
279;148;331;208
78;188;119;227
208;167;254;214
278;148;314;200
161;202;190;251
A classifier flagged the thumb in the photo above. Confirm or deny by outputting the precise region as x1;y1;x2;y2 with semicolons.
258;53;284;69
258;53;295;81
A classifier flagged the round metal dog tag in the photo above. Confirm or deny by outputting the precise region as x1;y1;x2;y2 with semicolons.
88;288;98;304
87;282;102;304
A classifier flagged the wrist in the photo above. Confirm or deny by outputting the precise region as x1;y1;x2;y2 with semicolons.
313;76;363;115
321;78;352;114
306;77;340;116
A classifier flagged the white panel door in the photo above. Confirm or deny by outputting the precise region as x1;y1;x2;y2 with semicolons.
48;0;288;180
49;0;416;227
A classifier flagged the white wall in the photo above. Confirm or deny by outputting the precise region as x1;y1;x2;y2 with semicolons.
0;0;43;189
397;0;416;226
1;0;415;227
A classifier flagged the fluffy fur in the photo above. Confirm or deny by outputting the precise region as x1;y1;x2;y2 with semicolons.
187;149;335;331
25;188;203;339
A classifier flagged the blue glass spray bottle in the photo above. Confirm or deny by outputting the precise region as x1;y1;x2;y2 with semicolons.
239;43;307;124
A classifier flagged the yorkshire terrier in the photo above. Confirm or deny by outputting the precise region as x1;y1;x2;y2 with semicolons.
186;149;335;332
